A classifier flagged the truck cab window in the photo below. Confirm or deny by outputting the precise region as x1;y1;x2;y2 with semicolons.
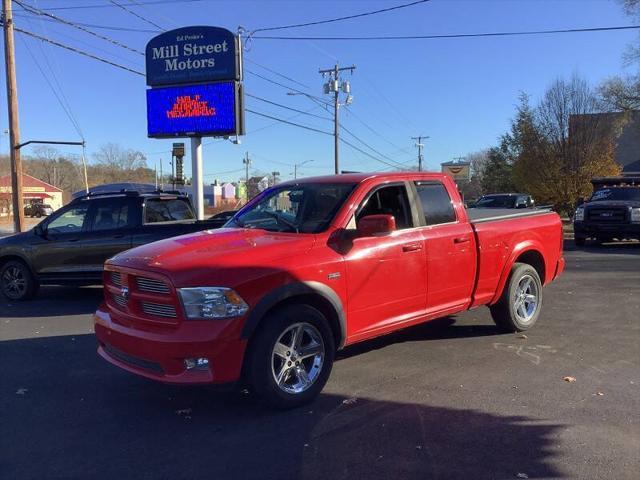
414;182;456;225
46;204;89;234
144;198;195;223
356;185;413;229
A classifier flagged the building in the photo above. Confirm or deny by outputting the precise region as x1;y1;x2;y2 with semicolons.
0;173;63;216
570;111;640;174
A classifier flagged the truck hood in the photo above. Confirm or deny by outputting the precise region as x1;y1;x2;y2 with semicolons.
107;227;317;287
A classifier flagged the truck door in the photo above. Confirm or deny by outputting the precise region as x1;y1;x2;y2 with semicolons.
80;197;134;276
344;183;427;338
413;181;476;313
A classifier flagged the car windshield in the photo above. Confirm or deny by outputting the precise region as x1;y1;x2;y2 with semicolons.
590;187;640;202
227;183;356;233
475;195;517;208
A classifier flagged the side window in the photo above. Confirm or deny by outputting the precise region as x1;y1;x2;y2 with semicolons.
90;200;130;231
355;184;413;230
414;182;456;225
144;198;195;223
47;204;89;234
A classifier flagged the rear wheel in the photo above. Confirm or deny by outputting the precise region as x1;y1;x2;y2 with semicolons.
490;263;543;332
246;304;335;409
0;260;39;301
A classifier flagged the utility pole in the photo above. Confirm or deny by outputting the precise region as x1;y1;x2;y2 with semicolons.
271;171;280;186
293;159;313;180
243;151;251;202
319;63;355;175
3;0;24;232
411;135;429;172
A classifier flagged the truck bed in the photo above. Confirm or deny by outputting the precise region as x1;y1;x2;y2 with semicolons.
466;207;553;223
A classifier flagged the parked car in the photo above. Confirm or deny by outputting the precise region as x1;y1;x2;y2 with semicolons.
574;176;640;246
24;203;54;218
0;188;226;300
471;193;535;209
94;172;564;408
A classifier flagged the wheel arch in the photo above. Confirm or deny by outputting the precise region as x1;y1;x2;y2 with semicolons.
490;242;547;305
0;253;35;275
241;281;346;350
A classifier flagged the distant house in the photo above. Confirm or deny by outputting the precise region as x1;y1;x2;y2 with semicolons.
0;173;64;215
221;182;236;199
569;110;640;174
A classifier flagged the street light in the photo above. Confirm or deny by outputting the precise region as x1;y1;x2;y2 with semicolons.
293;159;314;179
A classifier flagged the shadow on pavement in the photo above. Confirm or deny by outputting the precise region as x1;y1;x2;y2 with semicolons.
0;286;104;318
1;334;564;479
564;239;640;255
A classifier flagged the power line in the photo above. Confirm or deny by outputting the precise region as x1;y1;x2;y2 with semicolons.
251;0;431;33
253;24;640;41
14;0;145;55
343;105;410;154
31;0;206;11
245;109;333;136
12;13;160;33
339;137;407;170
109;0;165;31
245;69;323;100
340;124;406;169
244;57;310;89
246;93;332;121
13;26;145;76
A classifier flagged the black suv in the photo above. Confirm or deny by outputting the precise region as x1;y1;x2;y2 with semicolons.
0;188;229;300
574;176;640;246
24;202;54;218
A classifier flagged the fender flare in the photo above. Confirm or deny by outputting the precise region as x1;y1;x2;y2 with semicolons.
490;240;546;305
241;281;347;349
0;251;36;277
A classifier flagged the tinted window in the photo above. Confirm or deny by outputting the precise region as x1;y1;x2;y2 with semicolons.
590;187;640;202
415;182;456;225
356;184;413;229
144;198;195;223
90;200;130;231
475;195;516;208
47;204;89;234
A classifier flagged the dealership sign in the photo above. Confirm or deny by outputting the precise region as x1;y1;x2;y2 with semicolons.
441;161;471;181
145;26;239;87
147;82;243;138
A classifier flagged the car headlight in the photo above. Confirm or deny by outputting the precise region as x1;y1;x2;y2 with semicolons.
574;207;585;222
178;287;248;320
632;208;640;223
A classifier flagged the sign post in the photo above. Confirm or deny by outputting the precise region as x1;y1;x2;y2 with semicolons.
145;26;244;220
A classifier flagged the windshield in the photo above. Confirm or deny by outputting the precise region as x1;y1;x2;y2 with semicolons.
227;183;356;233
475;195;517;208
590;187;640;202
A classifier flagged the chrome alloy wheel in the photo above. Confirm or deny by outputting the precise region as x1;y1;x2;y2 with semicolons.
271;322;325;394
2;265;27;299
513;274;539;323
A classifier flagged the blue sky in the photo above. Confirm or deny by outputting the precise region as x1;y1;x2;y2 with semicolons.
1;0;637;183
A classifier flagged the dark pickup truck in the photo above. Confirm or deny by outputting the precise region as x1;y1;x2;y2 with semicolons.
0;189;230;300
573;176;640;246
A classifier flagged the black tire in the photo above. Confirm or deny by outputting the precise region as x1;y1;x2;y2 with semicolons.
574;236;586;247
0;259;39;301
246;304;335;409
35;211;42;218
490;262;543;332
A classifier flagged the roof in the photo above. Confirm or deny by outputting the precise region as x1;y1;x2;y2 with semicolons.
0;173;63;192
278;171;445;186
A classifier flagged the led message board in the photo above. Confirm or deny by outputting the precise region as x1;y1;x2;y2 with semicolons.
146;82;243;138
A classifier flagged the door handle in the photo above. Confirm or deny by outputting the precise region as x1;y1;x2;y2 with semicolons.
402;242;423;252
454;237;470;244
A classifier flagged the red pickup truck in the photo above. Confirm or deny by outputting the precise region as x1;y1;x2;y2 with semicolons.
94;173;564;408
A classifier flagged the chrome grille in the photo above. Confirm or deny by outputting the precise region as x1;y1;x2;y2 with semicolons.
587;207;627;223
110;271;122;287
141;302;176;318
112;293;127;307
137;277;170;294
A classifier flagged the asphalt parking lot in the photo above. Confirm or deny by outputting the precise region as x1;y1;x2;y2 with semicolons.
1;241;638;479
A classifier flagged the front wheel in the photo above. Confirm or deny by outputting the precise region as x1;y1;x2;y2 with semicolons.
0;260;39;301
246;304;335;409
490;263;543;332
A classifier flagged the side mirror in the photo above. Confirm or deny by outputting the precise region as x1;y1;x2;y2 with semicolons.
33;224;45;237
357;214;396;237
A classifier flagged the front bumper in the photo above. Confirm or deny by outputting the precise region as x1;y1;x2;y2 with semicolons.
574;222;640;239
94;303;247;385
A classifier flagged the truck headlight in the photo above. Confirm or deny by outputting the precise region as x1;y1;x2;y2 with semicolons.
632;208;640;223
574;207;585;222
178;287;248;319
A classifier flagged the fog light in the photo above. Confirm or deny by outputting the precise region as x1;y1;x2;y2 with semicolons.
184;357;209;371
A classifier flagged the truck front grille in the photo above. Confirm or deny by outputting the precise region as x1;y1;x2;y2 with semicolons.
587;207;627;223
141;302;177;318
137;277;170;294
110;271;122;287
